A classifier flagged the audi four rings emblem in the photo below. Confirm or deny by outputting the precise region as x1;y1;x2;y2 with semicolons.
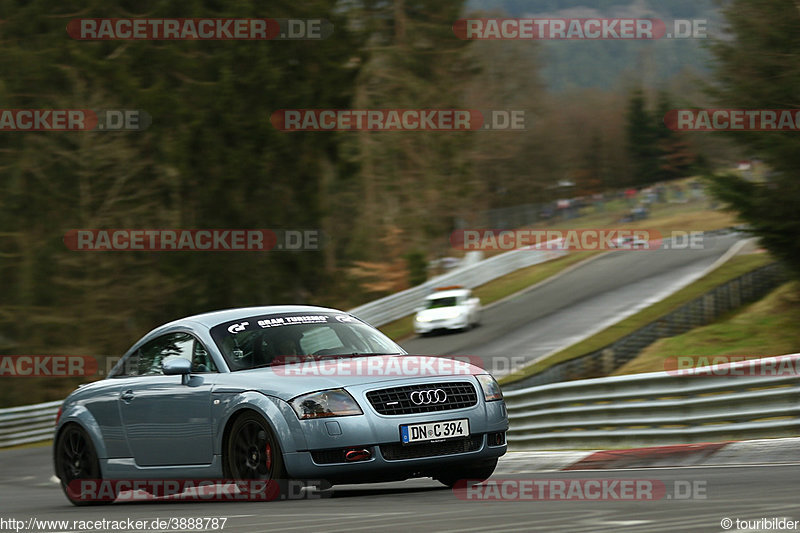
410;389;447;405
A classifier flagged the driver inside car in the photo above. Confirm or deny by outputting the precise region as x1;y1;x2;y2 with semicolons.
276;337;299;356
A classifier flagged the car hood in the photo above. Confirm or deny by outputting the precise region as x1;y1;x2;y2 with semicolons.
216;354;484;401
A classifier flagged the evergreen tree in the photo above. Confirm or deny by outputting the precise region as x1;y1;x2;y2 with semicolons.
706;0;800;277
625;89;659;186
655;91;696;182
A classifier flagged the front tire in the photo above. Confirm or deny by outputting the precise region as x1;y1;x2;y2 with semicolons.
435;458;498;488
54;424;110;506
224;411;288;499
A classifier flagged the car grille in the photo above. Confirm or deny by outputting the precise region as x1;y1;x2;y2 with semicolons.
380;435;483;461
366;382;478;415
310;448;350;465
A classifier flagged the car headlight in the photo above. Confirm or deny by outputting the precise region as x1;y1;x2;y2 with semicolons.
416;315;432;322
289;389;363;420
476;374;503;402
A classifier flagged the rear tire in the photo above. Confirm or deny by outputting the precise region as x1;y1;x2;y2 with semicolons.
54;424;110;506
435;458;498;488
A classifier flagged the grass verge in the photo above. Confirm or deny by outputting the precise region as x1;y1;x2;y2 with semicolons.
613;281;800;375
498;253;775;385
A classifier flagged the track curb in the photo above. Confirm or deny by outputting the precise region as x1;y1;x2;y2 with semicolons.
496;436;800;473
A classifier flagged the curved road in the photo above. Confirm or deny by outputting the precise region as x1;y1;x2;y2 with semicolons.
402;233;743;376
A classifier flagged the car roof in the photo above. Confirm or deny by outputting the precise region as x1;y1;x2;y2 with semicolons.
161;305;347;329
426;289;469;299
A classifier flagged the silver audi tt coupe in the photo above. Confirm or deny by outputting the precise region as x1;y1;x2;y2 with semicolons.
53;306;508;505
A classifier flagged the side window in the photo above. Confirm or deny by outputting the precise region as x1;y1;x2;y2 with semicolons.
113;332;217;377
138;333;193;375
112;350;140;378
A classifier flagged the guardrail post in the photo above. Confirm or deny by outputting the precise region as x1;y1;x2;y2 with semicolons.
703;293;715;323
601;348;615;375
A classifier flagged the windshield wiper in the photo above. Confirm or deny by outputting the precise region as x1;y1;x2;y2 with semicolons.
304;352;403;361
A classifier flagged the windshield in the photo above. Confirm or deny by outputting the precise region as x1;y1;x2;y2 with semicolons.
210;312;405;371
427;296;458;309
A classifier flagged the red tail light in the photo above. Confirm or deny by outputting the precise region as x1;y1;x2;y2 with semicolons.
55;405;63;425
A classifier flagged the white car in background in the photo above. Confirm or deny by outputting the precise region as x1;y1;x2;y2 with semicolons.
613;235;651;249
414;287;481;335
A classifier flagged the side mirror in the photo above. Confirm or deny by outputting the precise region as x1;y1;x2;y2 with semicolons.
163;358;192;385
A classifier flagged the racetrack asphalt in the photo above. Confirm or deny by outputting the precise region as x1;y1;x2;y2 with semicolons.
401;233;744;377
1;444;797;532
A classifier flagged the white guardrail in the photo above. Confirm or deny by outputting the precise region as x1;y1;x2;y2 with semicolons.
347;245;566;327
0;400;61;448
504;353;800;450
4;355;800;449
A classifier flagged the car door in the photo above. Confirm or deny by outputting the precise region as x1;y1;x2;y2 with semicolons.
116;332;218;466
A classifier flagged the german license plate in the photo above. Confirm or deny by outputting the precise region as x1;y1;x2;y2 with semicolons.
400;418;469;444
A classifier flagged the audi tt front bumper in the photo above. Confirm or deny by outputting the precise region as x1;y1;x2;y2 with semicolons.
281;378;508;482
